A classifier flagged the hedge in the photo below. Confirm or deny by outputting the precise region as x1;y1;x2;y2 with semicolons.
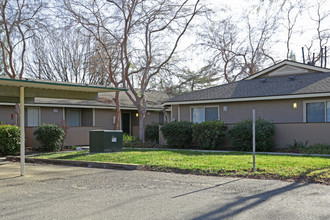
192;120;226;149
145;122;160;143
228;118;275;152
0;124;20;156
160;121;193;148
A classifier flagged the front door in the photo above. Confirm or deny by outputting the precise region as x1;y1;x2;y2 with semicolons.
121;113;130;135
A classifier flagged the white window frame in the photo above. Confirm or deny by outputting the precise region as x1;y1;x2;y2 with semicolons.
26;107;40;127
190;106;220;123
303;100;330;122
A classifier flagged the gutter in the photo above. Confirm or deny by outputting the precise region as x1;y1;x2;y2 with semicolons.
162;92;330;106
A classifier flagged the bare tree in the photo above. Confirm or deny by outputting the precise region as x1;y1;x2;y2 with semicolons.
198;2;281;83
0;0;44;125
27;28;95;84
0;0;44;79
304;0;330;65
64;0;201;141
282;0;304;60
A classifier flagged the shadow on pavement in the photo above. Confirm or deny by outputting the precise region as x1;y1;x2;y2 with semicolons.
172;178;242;199
192;182;308;220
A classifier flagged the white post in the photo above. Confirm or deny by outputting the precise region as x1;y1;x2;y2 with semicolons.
252;109;256;173
20;87;25;176
92;108;95;127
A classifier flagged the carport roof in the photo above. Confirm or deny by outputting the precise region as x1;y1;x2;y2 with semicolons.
0;77;126;93
0;76;127;176
0;77;127;101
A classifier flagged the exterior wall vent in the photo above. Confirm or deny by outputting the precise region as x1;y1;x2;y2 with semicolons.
288;76;296;81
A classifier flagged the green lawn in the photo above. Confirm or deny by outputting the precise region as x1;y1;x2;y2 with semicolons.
34;149;330;184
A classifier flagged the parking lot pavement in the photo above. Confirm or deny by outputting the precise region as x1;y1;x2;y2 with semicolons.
1;161;329;220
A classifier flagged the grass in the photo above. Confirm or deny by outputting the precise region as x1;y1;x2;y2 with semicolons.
33;149;330;184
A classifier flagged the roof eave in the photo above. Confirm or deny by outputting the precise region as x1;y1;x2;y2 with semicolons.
245;60;330;80
162;92;330;106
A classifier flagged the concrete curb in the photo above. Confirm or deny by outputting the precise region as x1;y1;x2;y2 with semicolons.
6;156;140;170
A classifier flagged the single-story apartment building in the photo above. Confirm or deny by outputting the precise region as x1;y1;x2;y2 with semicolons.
163;60;330;148
0;89;171;147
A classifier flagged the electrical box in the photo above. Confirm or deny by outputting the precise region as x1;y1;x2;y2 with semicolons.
89;130;123;153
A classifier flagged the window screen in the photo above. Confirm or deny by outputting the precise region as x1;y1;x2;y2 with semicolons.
205;107;218;121
191;107;218;123
67;109;81;126
27;108;39;126
306;102;325;122
191;107;205;123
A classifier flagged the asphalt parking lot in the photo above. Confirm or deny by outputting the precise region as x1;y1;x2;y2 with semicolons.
0;160;329;220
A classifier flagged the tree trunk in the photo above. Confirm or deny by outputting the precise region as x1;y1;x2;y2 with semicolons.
15;103;20;126
114;91;120;130
138;109;145;143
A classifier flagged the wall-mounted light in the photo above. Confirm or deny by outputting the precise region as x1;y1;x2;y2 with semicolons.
293;103;297;109
136;113;139;117
223;106;227;112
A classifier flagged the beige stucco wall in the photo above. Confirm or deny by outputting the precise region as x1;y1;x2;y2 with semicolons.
274;123;330;148
64;126;102;146
144;111;160;125
176;99;304;124
171;105;178;121
219;99;303;124
0;105;16;124
165;98;330;149
1;103;164;146
95;109;115;130
40;107;63;125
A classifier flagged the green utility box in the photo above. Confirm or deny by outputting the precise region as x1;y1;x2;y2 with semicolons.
89;130;123;153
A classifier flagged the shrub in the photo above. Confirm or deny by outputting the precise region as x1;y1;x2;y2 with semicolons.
123;134;143;148
287;139;308;151
33;124;65;152
287;142;330;154
302;143;330;154
192;120;227;149
228;118;275;152
145;122;159;143
0;125;20;156
160;121;193;148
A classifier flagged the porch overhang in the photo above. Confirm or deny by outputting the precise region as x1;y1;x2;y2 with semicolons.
0;77;127;176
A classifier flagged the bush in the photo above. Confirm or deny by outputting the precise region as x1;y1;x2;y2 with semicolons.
228;118;275;152
287;141;330;154
33;124;65;152
123;134;143;148
192;120;227;149
160;121;193;148
145;122;159;143
302;143;330;154
0;125;20;156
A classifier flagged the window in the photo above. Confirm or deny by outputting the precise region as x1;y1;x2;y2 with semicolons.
191;107;218;123
159;112;171;123
25;107;39;126
305;101;330;122
66;109;81;126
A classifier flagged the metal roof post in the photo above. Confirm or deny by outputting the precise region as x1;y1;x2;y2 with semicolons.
20;87;25;176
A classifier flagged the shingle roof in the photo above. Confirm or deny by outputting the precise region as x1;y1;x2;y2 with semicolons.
35;90;171;110
164;72;330;103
